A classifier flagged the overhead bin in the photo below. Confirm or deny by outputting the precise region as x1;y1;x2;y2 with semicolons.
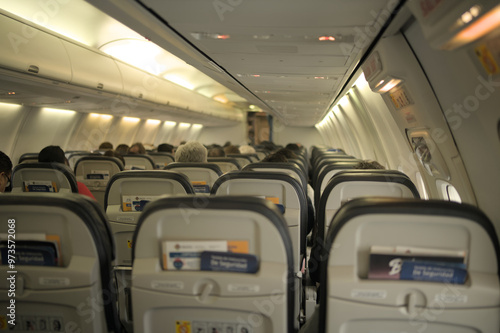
61;40;123;94
115;60;160;100
0;12;71;82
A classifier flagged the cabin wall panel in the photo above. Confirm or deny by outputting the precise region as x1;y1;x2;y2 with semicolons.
0;104;26;159
338;99;377;160
67;114;114;151
404;22;500;232
134;121;161;148
9;107;81;164
154;122;178;147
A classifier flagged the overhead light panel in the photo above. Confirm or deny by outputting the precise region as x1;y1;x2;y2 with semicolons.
43;108;76;115
213;95;228;104
123;116;140;123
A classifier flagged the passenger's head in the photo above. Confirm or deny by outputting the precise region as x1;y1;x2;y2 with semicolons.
98;141;113;150
104;150;125;165
224;145;240;155
262;152;288;163
157;143;174;153
0;151;13;193
275;148;297;159
128;142;146;154
115;144;129;155
353;160;385;169
38;145;67;165
208;147;225;157
285;143;300;152
239;145;256;155
175;141;208;162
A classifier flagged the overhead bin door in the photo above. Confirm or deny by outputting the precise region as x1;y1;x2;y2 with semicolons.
61;40;123;94
0;13;71;82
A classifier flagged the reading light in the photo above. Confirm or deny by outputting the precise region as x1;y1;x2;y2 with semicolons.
179;123;191;128
373;77;403;93
318;36;336;41
444;5;500;50
90;113;101;118
164;121;177;126
101;114;113;120
192;124;203;129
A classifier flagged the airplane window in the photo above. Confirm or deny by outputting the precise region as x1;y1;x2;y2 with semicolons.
436;179;462;203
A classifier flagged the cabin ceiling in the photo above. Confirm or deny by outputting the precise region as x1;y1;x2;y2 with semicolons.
0;0;401;127
94;0;399;126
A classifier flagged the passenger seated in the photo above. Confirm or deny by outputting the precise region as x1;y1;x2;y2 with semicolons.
223;144;240;155
208;146;225;157
157;143;174;153
239;144;256;155
175;141;208;162
353;160;385;169
128;142;146;154
116;144;129;155
38;145;96;200
98;141;113;150
0;151;12;193
103;149;125;165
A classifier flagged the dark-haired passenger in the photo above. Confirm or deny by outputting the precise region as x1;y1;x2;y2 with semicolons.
38;145;96;200
0;151;12;193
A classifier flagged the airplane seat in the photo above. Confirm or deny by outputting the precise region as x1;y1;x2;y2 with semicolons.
104;170;195;332
74;156;124;208
11;162;78;194
226;154;254;168
313;161;362;206
131;196;296;333
147;152;175;169
164;162;222;194
255;150;268;160
0;193;120;333
211;170;308;328
243;162;308;196
207;157;242;173
309;170;421;282
314;197;500;333
17;152;39;165
67;152;101;170
122;154;156;170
